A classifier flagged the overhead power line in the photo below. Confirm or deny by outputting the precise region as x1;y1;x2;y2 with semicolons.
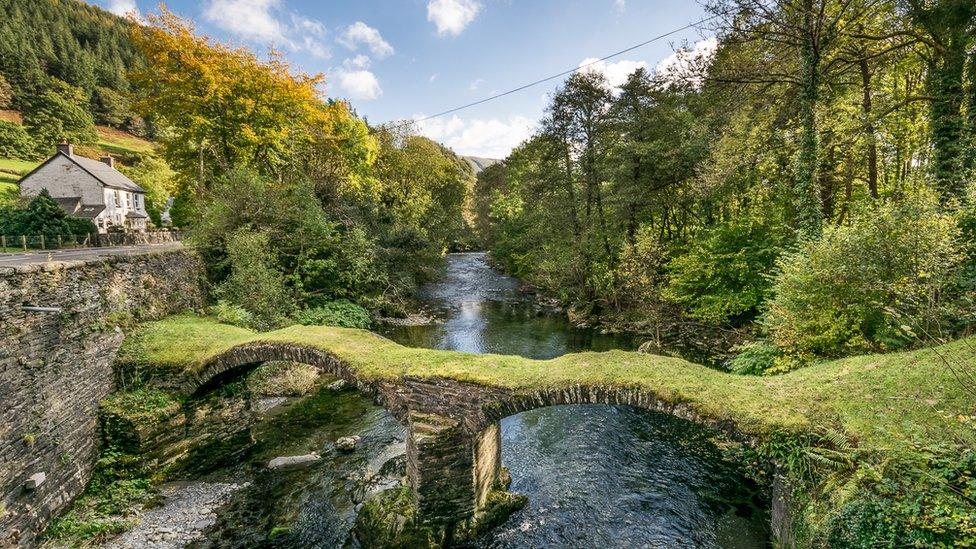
379;13;719;131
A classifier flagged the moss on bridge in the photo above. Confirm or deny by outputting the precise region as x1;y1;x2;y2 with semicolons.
119;314;975;457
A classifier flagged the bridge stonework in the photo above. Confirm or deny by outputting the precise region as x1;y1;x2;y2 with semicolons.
0;249;206;546
190;342;798;543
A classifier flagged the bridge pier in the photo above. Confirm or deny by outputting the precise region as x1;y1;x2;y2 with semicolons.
406;412;508;536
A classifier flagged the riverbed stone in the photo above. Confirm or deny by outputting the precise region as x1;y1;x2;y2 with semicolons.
268;453;321;469
336;436;361;452
327;379;348;391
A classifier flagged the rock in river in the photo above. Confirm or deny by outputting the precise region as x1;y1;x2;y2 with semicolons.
335;435;361;453
268;453;321;469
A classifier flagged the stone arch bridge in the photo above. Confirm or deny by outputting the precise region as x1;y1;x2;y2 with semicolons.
128;317;809;540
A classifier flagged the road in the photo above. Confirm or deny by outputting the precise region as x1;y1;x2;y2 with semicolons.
0;242;183;267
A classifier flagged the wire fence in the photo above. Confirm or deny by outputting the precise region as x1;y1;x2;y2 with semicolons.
0;230;185;252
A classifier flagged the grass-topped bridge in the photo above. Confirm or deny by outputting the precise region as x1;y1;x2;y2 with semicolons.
121;315;976;545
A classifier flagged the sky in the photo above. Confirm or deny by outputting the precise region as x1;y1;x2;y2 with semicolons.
89;0;714;159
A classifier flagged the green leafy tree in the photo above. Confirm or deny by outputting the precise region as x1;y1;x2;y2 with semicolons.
22;80;98;152
0;73;13;109
665;218;786;325
122;156;176;226
0;189;96;239
0;120;35;159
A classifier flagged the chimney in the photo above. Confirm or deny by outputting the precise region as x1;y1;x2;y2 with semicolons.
56;142;73;157
100;155;115;169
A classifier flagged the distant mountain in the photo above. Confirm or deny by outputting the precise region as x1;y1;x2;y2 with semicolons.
464;156;502;174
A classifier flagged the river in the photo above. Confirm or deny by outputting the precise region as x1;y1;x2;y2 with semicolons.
200;252;769;548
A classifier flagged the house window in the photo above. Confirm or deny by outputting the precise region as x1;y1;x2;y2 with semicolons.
114;190;120;207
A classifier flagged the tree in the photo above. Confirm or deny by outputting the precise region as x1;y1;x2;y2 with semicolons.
0;73;12;109
900;0;976;202
0;120;35;159
130;9;324;186
22;79;98;151
213;228;294;331
708;0;877;236
91;85;129;127
0;189;96;239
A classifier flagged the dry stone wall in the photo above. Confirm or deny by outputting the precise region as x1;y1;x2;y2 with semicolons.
0;248;206;546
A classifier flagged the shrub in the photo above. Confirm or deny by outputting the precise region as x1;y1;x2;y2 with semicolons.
665;217;786;325
209;300;254;329
214;229;293;331
0;189;96;239
296;300;372;329
728;340;781;375
765;192;963;359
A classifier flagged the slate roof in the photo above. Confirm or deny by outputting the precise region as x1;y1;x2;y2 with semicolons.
51;196;106;218
69;154;146;193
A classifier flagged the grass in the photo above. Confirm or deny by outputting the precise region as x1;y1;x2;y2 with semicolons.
96;126;154;156
120;315;976;456
0;157;39;175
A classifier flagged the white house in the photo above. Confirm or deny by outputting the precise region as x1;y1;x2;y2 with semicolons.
19;143;149;233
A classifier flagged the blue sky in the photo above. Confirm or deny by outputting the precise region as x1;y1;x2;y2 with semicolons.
91;0;713;158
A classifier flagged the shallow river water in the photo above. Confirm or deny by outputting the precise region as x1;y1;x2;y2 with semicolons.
201;252;769;548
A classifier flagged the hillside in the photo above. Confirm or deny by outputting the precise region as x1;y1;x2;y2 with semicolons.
0;0;144;130
464;156;502;174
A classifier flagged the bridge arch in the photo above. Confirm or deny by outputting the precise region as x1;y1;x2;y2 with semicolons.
171;340;787;544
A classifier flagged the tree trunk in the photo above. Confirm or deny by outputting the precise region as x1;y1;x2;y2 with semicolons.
965;47;976;175
562;144;581;237
795;0;823;238
859;56;879;199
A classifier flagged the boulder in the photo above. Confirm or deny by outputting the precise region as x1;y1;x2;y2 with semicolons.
327;379;348;391
267;453;320;469
336;435;361;453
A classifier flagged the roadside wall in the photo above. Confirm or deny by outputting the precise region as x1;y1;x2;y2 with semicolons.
0;248;206;546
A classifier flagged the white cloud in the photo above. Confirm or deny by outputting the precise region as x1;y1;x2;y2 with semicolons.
429;73;439;83
338;21;394;59
427;0;481;37
578;58;648;89
204;0;284;42
614;0;626;12
655;36;718;88
106;0;139;16
469;78;485;91
415;114;535;158
335;57;382;100
202;0;330;59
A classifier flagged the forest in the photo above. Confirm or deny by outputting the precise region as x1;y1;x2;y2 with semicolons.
474;0;976;373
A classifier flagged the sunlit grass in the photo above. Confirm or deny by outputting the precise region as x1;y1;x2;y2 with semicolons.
121;314;976;455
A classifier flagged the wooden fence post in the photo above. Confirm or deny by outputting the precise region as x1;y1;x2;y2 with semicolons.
40;235;45;250
1;235;6;249
21;235;26;251
57;235;62;248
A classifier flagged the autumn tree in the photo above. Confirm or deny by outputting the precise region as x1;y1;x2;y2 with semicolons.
130;9;324;187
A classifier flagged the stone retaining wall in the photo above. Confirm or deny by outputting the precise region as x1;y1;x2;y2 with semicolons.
0;248;206;546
